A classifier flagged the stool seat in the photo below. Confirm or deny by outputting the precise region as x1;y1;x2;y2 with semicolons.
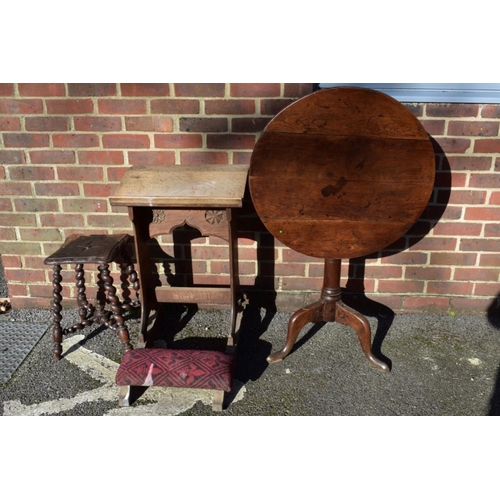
44;233;140;360
116;347;236;410
44;233;131;265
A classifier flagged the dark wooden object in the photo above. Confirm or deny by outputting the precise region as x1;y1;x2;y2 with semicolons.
110;165;249;410
44;233;140;360
249;86;435;370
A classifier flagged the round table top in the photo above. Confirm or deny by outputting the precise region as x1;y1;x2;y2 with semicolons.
249;86;436;259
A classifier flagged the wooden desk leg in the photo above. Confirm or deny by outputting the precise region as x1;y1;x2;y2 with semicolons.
267;258;389;372
129;207;158;346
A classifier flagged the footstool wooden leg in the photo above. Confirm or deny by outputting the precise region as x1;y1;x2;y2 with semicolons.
212;390;225;412
51;264;64;360
75;263;92;329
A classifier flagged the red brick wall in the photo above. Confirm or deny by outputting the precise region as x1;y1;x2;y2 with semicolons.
1;83;499;315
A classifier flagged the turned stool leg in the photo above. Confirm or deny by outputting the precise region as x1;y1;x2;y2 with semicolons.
100;263;133;354
75;263;92;329
51;264;64;360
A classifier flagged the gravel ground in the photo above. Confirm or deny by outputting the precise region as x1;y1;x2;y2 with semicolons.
2;303;500;416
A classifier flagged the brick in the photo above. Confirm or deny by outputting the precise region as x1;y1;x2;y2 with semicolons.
448;120;499;137
3;133;49;148
180;151;228;165
0;99;43;114
174;84;225;97
128;151;175;166
230;84;280;97
0;213;37;226
452;297;495;312
284;84;313;98
190;246;229;260
18;228;63;242
281;276;323;291
232;117;271;133
206;134;255;149
403;296;450;311
409;237;457;251
78;150;124;165
205;99;255;115
273;263;306;277
0;117;21;130
405;266;451;281
86;214;132;228
11;296;57;308
364;265;402;279
479;254;500;267
426;103;479;117
474;139;500;153
151;99;200;114
83;183;116;197
39;213;85;227
0;241;41;255
0;227;16;240
0;150;25;164
465;207;500;220
18;83;66;96
0;181;32;196
46;99;93;114
68;83;117;96
455;268;499;282
420;120;446;135
233;152;252;164
53;133;99;147
25;116;69;131
154;134;202;149
0;84;14;96
35;182;80;197
481;105;500;119
437;189;486;206
179;117;228;132
1;255;22;267
484;223;500;237
5;268;47;282
121;83;169;96
9;166;55;180
432;222;482;236
30;150;75;164
14;198;59;212
106;167;128;182
74;116;122;131
427;280;473;295
57;166;103;181
0;198;12;211
98;99;146;114
377;280;425;293
432;137;471;154
261;99;295;116
473;283;500;297
379;251;428;265
483;176;500;196
459;238;500;252
447;156;492;171
488;191;500;205
62;198;108;213
102;134;150;148
125;116;173;132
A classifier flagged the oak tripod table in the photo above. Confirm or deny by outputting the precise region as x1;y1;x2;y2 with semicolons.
249;86;436;371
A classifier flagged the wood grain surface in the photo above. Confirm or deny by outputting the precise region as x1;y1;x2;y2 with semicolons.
249;87;436;259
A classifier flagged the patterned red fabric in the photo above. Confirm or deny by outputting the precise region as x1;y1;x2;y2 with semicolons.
115;348;236;392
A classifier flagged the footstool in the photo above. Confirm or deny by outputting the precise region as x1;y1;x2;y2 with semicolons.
116;347;236;411
44;233;140;360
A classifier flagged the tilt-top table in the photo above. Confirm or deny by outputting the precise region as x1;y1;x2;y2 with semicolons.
249;86;435;371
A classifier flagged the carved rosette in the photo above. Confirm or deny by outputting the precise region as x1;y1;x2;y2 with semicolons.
205;209;225;225
152;209;166;224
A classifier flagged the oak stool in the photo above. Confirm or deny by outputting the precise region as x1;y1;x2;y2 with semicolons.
44;233;140;360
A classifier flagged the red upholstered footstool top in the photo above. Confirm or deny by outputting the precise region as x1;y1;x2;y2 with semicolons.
115;348;236;392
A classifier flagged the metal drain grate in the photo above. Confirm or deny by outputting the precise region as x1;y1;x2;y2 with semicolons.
0;322;49;384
